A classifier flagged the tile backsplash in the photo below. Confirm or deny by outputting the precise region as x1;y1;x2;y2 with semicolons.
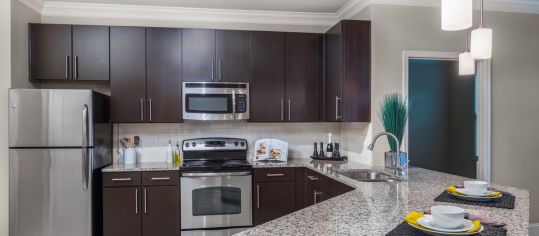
113;121;373;165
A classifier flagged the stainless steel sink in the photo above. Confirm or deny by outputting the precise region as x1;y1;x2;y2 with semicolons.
337;170;400;182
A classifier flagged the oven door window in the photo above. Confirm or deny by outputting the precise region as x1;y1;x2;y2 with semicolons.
192;187;242;216
185;94;232;114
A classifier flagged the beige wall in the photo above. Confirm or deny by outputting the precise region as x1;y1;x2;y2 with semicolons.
11;0;40;89
354;4;539;223
1;0;11;235
486;11;539;224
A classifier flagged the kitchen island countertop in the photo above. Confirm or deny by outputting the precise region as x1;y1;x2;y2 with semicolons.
239;158;530;236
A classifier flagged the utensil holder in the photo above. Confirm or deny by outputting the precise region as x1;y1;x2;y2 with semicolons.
122;148;137;164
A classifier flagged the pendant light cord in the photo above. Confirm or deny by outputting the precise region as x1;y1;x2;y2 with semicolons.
466;31;470;52
480;0;484;27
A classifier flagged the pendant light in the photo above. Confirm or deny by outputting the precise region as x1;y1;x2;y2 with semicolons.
471;0;493;59
441;0;473;31
459;31;475;76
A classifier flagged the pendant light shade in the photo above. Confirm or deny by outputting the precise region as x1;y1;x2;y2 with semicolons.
471;27;493;59
459;52;476;75
471;0;493;59
441;0;473;31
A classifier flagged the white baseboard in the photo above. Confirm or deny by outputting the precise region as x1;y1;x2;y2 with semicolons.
530;223;539;236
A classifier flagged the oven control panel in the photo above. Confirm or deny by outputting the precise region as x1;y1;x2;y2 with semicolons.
182;138;248;152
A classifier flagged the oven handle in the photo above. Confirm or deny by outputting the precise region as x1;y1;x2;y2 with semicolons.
182;171;252;177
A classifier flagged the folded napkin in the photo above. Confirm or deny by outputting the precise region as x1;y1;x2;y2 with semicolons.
405;211;481;233
448;186;501;197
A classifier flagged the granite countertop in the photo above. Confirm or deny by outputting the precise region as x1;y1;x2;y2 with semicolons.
101;159;529;235
240;159;530;236
102;162;180;172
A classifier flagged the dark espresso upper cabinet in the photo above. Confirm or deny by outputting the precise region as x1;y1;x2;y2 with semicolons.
285;33;322;122
146;28;182;123
324;20;371;122
216;30;250;82
72;25;110;81
30;24;110;81
30;24;72;81
182;29;216;82
249;31;285;122
110;27;147;123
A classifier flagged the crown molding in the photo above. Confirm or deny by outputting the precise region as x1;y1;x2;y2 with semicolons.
337;0;371;20
17;0;43;14
41;1;338;27
370;0;539;15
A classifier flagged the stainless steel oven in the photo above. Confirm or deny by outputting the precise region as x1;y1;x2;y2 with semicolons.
182;82;249;121
180;171;252;230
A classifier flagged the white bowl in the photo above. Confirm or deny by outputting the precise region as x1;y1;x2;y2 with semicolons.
430;205;466;229
464;181;489;196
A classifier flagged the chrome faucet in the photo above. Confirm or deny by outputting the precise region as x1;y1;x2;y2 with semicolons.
368;132;408;179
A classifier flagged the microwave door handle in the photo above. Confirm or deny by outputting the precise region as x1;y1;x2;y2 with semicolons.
232;91;236;119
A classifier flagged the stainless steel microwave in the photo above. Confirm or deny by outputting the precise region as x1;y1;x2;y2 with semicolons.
182;82;249;121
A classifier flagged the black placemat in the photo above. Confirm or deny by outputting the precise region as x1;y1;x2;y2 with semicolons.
386;222;507;236
434;191;515;209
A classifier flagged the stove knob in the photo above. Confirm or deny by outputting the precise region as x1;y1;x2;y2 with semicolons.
240;142;245;147
234;141;239;146
185;143;190;148
192;142;197;147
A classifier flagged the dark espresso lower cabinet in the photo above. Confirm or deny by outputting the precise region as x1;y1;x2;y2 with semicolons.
254;181;296;225
103;171;180;236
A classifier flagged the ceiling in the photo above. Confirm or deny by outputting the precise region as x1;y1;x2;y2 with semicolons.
42;0;353;13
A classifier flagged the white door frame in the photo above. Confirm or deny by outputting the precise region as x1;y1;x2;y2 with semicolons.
402;51;492;182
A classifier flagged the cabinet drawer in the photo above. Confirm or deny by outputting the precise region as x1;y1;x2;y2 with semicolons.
305;168;320;188
254;168;296;182
142;171;180;186
103;172;141;187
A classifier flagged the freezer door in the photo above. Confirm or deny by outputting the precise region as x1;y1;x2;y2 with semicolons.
9;148;96;236
9;89;94;147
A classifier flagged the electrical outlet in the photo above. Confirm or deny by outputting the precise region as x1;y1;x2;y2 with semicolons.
149;136;157;145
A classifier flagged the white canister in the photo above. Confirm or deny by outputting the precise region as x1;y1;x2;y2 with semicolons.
123;148;137;164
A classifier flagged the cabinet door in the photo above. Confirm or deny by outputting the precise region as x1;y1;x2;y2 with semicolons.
142;186;180;236
146;28;183;123
285;33;322;122
305;183;315;207
249;31;285;122
254;181;295;225
324;22;343;122
30;24;72;80
215;30;250;82
182;29;216;82
342;20;371;122
110;27;147;123
103;187;141;236
72;25;110;81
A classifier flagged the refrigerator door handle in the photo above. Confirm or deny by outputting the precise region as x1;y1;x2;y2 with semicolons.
82;149;89;191
82;104;89;147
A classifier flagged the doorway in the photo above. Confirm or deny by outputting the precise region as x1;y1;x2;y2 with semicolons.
407;58;477;178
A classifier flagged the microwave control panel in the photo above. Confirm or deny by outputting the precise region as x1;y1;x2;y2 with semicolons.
235;94;247;113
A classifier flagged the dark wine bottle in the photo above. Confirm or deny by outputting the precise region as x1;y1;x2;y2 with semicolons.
319;142;325;158
326;142;333;157
312;142;318;158
334;143;340;158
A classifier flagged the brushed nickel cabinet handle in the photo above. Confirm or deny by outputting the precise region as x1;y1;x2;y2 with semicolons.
65;55;69;79
336;96;342;121
74;56;79;79
306;176;319;181
140;98;144;122
288;99;291;121
211;58;215;81
218;58;222;81
143;189;147;214
151;177;171;181
148;98;152;122
112;178;132;182
314;191;322;204
135;188;139;214
256;185;260;209
266;173;285;177
280;99;284;121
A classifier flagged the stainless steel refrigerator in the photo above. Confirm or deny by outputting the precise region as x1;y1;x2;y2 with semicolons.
9;89;112;236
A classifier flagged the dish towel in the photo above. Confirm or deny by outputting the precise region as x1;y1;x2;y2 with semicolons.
404;211;481;233
448;186;501;197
